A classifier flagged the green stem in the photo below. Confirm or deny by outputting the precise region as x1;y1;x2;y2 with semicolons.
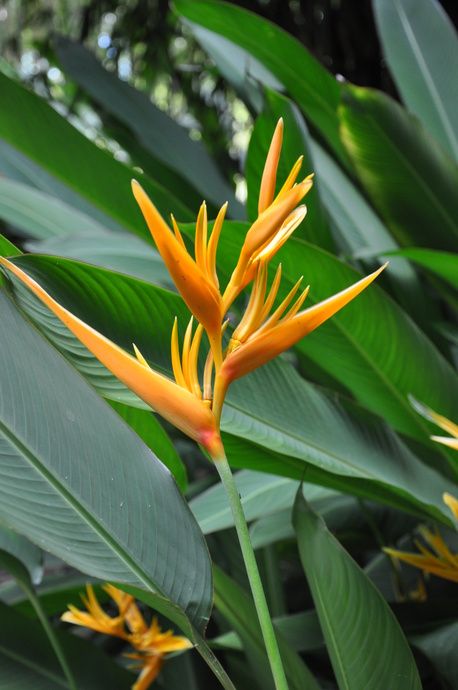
24;584;78;690
214;452;289;690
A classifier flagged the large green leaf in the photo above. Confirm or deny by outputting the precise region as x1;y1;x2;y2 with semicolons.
245;89;332;249
293;492;422;690
339;85;458;251
0;177;109;240
384;247;458;290
109;401;187;491
309;140;437;323
411;622;458;689
213;566;320;690
182;23;282;113
54;37;241;215
0;72;193;237
249;494;357;550
0;600;134;689
0;286;212;635
4;254;456;523
174;0;348;165
0;140;124;233
373;0;458;159
0;525;42;585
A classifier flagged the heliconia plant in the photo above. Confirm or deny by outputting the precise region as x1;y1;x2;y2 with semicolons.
0;121;385;690
0;0;457;688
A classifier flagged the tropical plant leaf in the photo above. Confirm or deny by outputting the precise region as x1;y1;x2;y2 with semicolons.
109;401;187;491
293;492;422;690
411;622;458;689
26;232;174;287
339;84;458;251
249;494;357;550
182;22;281;113
0;232;21;258
213;566;320;690
0;178;109;241
373;0;458;159
54;36;241;215
0;524;42;585
0;286;212;636
0;140;124;234
3;255;456;523
0;599;134;689
309;140;437;324
384;247;458;290
0;72;193;239
174;0;348;166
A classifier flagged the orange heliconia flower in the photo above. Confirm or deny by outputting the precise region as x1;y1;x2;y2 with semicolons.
62;585;191;690
0;119;386;461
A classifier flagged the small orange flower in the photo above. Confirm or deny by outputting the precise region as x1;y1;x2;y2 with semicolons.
62;585;191;690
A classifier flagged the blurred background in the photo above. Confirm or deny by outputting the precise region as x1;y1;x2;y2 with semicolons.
1;0;456;213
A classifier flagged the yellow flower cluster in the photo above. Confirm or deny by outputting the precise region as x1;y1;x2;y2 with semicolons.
62;585;191;690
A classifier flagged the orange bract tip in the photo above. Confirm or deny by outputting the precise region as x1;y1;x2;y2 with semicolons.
258;118;284;214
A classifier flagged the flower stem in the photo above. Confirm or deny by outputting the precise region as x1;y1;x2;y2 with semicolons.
214;451;289;690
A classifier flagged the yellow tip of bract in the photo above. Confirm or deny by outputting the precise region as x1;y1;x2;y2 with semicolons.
443;493;458;520
431;435;458;450
0;258;221;454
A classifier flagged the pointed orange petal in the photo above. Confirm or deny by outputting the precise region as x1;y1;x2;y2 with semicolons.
246;179;312;261
195;201;208;272
258;118;283;214
0;258;221;453
221;263;386;382
132;181;222;337
206;202;227;289
273;156;304;202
